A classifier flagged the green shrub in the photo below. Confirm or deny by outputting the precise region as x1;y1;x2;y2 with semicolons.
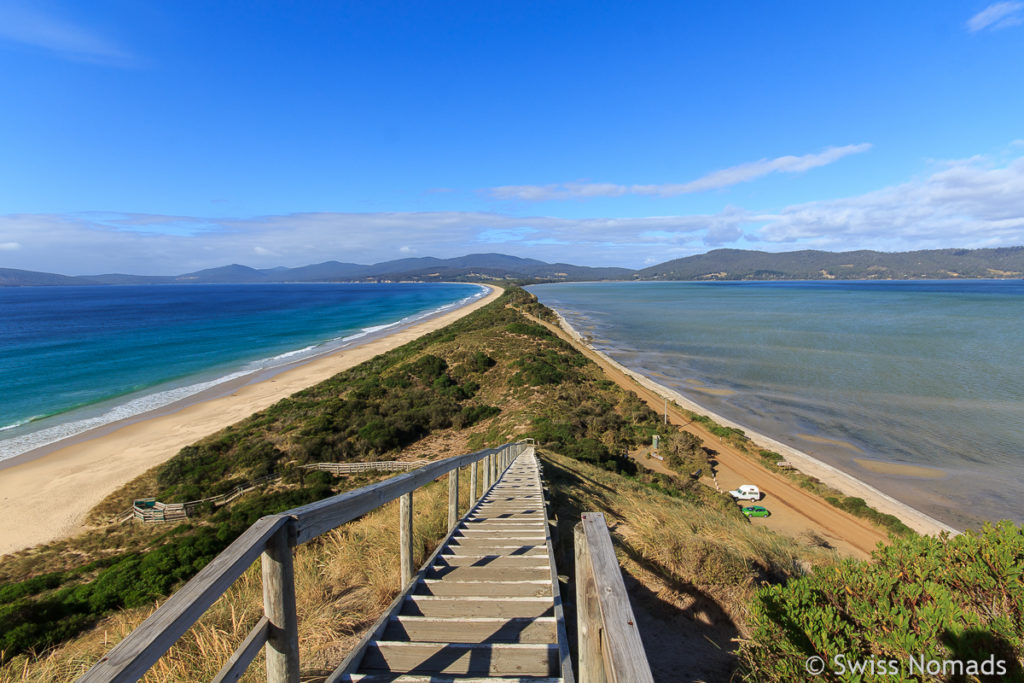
739;521;1024;681
455;404;501;428
505;322;552;338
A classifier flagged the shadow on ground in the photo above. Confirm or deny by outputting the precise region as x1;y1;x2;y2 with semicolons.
541;453;740;682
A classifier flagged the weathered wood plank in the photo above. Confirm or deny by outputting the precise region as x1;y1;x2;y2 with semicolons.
337;675;562;682
79;515;289;682
361;641;558;676
383;616;556;644
447;469;458;532
580;512;654;683
401;596;554;619
211;616;269;683
434;555;549;568
470;459;478;505
412;579;551;598
400;491;413;587
262;526;300;682
575;522;604;683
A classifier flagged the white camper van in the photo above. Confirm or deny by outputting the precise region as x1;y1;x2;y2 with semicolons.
728;484;761;501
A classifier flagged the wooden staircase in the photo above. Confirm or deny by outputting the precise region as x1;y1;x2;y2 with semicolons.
331;449;572;682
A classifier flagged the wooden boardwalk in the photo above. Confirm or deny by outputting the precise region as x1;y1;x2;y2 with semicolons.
81;441;653;682
332;449;572;682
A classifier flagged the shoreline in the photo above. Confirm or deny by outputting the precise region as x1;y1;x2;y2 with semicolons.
549;309;958;537
0;285;488;468
0;284;503;557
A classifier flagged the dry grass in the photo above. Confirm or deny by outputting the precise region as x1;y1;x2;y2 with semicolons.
541;449;835;628
0;469;473;683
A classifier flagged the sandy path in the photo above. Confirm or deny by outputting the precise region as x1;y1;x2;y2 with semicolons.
0;286;502;557
522;309;895;559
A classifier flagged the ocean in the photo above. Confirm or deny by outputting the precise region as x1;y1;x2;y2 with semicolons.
529;280;1024;529
0;282;485;462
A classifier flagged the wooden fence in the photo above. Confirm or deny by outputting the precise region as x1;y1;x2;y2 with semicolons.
299;460;425;475
574;511;654;683
131;475;280;522
81;440;533;682
129;463;426;523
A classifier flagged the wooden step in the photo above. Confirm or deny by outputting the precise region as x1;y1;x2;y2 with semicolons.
434;555;549;568
467;511;545;518
412;579;551;598
442;544;547;556
442;546;548;557
360;641;559;676
401;596;554;619
424;565;550;582
453;529;546;538
338;674;563;682
383;616;556;643
462;520;545;526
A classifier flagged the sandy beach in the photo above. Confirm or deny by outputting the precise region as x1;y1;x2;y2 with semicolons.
537;310;958;542
0;285;502;557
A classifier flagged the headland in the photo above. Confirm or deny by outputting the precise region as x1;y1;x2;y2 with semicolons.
0;285;502;557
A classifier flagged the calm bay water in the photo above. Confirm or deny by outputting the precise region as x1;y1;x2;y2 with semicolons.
530;280;1024;529
0;282;484;461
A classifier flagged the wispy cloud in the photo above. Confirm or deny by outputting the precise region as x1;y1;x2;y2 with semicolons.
0;4;136;66
488;144;872;201
3;151;1024;272
967;2;1024;32
756;155;1024;249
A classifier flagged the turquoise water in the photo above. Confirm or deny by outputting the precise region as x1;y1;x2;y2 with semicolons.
530;281;1024;529
0;282;484;461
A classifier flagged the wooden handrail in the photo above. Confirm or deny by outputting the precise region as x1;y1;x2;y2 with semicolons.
78;441;530;683
574;511;654;683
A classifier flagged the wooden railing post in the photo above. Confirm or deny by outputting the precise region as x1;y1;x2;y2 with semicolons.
262;526;299;683
482;455;491;491
574;522;605;683
575;512;654;683
470;459;478;503
399;491;413;587
447;467;459;531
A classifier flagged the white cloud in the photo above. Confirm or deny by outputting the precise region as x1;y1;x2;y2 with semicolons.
3;151;1024;272
0;210;726;273
0;4;136;66
967;2;1024;32
756;155;1024;249
488;144;872;200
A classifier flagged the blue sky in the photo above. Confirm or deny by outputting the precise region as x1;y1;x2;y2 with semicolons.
1;1;1023;274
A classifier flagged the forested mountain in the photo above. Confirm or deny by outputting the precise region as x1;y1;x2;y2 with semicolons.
0;254;632;286
4;247;1024;286
638;247;1024;281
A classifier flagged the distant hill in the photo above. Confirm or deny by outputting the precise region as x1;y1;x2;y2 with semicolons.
638;247;1024;281
0;253;634;287
0;268;88;287
5;248;1024;287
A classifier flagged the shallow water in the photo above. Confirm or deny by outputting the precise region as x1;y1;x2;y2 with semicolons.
530;280;1024;529
0;282;484;460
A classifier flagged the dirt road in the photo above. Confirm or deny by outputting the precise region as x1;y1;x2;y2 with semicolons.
524;310;889;559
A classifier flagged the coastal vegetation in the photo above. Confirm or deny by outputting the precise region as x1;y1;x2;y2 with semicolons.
0;287;714;668
740;521;1024;680
0;287;1019;681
